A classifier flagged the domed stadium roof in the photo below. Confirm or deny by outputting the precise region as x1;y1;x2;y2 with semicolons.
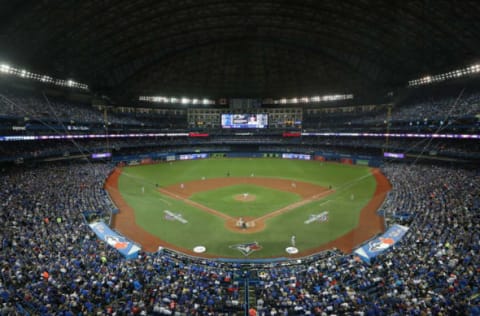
0;0;479;100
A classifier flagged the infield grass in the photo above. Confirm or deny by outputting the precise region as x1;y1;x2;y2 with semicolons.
190;184;301;218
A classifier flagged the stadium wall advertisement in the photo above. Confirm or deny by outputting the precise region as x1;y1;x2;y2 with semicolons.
112;150;382;167
354;224;409;264
89;221;141;260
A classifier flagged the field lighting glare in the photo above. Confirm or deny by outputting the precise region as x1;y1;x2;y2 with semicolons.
0;64;10;73
0;63;87;89
274;94;353;104
409;62;480;87
139;95;214;105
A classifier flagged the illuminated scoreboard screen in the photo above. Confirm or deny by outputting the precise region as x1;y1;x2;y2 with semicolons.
221;113;268;129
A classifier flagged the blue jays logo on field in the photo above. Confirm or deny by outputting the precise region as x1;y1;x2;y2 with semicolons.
229;242;262;256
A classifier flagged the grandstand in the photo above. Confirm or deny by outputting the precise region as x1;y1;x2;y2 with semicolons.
0;1;479;315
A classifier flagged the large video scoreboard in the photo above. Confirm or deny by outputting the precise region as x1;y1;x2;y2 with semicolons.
221;113;268;129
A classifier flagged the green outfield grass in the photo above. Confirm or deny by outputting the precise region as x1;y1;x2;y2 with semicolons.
117;158;378;258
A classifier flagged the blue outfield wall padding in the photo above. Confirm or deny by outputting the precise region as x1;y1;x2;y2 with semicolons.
226;152;264;158
112;152;170;162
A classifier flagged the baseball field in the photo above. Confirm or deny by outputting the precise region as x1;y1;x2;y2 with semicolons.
106;158;391;259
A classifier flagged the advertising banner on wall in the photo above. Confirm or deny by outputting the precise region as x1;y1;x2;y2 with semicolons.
89;221;141;260
354;224;409;264
282;153;311;160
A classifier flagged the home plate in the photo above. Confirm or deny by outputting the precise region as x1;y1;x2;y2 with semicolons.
193;246;206;253
285;247;298;254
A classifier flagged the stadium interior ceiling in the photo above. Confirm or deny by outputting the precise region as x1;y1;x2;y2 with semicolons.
0;1;480;103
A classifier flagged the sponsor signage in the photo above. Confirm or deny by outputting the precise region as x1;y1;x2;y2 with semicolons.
282;132;301;137
67;125;89;131
354;224;409;264
91;152;112;159
188;132;209;137
282;153;311;160
0;132;479;141
383;152;405;159
179;153;208;160
89;221;141;259
302;132;480;139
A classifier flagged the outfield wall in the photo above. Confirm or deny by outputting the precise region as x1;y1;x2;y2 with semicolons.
112;150;382;167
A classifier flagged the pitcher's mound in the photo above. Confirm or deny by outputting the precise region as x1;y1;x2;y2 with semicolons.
234;193;256;202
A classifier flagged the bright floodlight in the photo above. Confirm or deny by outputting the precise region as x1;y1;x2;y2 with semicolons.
0;64;10;73
0;63;87;89
273;94;353;104
139;95;214;105
409;62;480;87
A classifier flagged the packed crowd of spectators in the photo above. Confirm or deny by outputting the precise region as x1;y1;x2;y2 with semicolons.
303;92;480;130
0;139;188;160
0;162;244;315
0;89;143;126
298;137;480;158
348;93;480;126
0;138;235;161
2;86;479;135
390;93;480;121
1;159;479;315
261;137;480;159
